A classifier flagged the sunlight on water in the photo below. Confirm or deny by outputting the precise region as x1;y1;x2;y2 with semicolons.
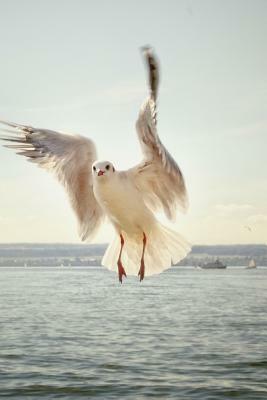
0;267;267;399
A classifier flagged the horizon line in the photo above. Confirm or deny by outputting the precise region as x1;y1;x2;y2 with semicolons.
0;242;266;247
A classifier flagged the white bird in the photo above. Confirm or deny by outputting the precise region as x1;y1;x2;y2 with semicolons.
0;47;191;282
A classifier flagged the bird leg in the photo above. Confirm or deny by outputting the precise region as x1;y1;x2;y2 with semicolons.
138;233;147;282
117;234;127;283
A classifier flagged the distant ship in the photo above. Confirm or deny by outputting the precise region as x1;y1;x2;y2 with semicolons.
246;259;257;269
200;259;227;269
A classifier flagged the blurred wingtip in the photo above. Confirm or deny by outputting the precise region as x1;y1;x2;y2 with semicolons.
0;119;18;128
140;45;159;101
0;119;33;132
140;45;153;54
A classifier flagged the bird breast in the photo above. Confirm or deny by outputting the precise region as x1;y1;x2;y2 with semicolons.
93;173;154;234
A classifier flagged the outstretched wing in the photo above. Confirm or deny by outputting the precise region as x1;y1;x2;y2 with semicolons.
128;47;188;220
0;120;103;240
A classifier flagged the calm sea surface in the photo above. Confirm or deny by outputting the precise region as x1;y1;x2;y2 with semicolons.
0;266;267;399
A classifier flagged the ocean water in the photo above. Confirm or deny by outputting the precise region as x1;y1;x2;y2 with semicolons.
0;266;267;400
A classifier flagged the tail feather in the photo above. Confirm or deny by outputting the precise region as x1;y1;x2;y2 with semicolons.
102;235;120;269
161;226;190;264
102;223;191;277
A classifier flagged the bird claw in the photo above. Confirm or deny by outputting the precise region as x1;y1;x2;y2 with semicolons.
138;260;145;282
118;261;127;284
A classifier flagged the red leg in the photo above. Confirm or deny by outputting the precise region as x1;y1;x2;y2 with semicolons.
138;233;147;282
117;234;127;283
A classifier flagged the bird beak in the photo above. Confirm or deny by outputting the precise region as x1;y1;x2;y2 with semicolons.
97;170;104;176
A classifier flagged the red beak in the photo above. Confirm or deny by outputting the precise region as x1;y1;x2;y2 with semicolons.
98;170;104;176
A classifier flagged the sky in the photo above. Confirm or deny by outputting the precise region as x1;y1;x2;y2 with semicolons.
0;0;266;245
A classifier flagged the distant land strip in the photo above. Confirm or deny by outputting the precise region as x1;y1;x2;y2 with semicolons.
0;243;266;267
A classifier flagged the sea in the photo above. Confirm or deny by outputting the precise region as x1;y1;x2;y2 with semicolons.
0;266;267;400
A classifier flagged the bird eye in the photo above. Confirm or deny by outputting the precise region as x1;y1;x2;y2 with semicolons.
105;164;110;170
93;166;96;171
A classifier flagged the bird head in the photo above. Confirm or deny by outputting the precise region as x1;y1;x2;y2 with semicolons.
92;161;115;180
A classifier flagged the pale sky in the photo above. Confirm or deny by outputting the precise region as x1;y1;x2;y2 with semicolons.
0;0;266;245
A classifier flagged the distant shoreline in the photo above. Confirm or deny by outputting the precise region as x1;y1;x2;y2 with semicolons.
0;243;266;267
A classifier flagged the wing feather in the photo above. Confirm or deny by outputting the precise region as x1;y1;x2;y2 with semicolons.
128;48;188;220
0;120;103;240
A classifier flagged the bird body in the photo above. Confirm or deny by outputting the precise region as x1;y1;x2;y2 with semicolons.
93;167;155;236
0;47;191;282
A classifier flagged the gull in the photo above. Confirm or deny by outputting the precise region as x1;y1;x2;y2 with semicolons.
0;47;191;282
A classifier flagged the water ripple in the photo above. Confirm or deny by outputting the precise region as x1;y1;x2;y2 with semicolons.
0;267;267;399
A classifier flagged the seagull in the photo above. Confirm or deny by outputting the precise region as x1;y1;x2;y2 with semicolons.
0;47;191;282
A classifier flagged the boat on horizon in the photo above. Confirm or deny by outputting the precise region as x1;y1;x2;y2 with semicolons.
246;259;257;269
199;259;227;269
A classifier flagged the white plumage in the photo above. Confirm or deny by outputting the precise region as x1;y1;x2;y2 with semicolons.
0;47;191;282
